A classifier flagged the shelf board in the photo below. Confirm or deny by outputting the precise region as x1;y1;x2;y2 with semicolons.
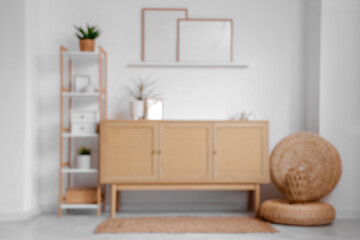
63;51;98;57
60;203;99;209
62;92;100;97
62;132;98;138
62;168;98;174
128;61;249;68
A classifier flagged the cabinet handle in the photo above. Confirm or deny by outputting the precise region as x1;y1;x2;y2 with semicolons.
151;150;156;154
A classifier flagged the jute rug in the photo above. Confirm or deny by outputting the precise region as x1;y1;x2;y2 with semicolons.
94;216;277;233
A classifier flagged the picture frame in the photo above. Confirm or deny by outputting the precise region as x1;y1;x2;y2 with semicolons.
142;8;188;62
177;18;233;62
144;98;164;120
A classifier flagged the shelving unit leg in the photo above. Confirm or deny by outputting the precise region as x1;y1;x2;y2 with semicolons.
97;185;101;216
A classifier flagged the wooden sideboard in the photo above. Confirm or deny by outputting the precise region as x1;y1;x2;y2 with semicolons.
100;120;269;217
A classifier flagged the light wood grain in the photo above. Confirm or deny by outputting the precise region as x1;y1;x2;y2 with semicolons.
113;183;256;191
159;123;212;180
100;121;158;182
214;123;264;181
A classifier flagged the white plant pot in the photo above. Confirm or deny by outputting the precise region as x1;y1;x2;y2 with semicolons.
77;155;91;169
130;100;145;120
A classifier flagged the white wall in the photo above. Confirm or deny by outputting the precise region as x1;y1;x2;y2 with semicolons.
0;0;38;220
305;0;321;133
319;0;360;219
2;0;359;219
36;0;307;212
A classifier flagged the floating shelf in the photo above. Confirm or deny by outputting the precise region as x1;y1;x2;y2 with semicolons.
128;61;249;68
60;204;99;209
62;132;98;138
62;92;101;97
62;168;98;174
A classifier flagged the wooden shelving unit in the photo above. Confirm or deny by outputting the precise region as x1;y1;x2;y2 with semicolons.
58;46;107;217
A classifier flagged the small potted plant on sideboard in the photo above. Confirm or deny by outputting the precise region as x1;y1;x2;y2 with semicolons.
74;24;101;51
77;146;92;169
126;75;159;120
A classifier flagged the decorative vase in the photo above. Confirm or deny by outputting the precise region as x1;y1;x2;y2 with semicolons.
79;39;95;52
77;155;91;169
130;100;145;120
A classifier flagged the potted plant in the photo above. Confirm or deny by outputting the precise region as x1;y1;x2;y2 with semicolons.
74;24;101;52
125;75;159;120
77;147;92;169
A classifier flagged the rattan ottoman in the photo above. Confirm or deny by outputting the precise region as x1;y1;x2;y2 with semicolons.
260;199;335;226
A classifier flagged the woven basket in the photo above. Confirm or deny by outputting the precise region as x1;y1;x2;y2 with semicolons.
270;132;341;201
285;168;312;203
260;199;335;226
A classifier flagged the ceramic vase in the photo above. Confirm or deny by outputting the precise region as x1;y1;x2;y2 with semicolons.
78;155;91;169
130;100;145;120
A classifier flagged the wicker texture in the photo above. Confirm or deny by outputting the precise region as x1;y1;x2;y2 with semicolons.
271;132;341;201
260;199;335;226
94;216;278;233
285;168;312;203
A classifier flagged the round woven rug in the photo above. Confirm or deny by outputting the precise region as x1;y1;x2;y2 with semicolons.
270;132;341;201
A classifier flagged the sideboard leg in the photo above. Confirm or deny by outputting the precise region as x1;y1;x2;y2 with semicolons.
254;184;260;217
116;191;121;212
101;185;106;212
247;190;253;211
110;184;117;218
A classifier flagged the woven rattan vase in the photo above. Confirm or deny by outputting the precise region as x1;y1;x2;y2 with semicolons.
285;168;312;203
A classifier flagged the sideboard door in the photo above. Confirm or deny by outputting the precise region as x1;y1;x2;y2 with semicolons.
213;122;269;182
159;123;212;180
100;121;158;183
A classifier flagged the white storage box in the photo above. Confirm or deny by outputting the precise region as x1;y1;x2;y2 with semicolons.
71;123;97;134
71;111;97;123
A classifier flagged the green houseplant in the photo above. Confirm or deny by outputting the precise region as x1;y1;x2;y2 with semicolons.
74;24;101;52
77;146;92;169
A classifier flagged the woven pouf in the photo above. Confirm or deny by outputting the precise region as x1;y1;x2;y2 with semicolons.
260;199;335;226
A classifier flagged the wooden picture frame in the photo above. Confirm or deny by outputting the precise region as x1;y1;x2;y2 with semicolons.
177;19;233;62
141;8;188;62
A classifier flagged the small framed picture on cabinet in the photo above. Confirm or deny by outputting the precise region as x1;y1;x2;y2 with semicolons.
145;98;164;120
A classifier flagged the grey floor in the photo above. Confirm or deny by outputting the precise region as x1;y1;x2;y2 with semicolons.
0;212;359;240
